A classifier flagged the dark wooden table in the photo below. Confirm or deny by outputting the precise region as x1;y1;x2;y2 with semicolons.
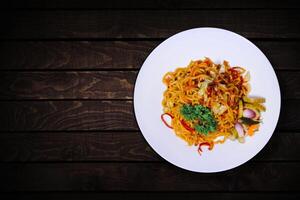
0;0;299;199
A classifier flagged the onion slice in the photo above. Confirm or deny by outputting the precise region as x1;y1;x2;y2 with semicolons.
243;109;256;119
235;122;245;138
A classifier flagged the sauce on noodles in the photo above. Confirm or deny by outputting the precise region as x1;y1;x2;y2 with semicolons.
161;58;266;155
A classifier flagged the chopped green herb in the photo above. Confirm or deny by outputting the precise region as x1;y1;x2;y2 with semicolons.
180;104;217;135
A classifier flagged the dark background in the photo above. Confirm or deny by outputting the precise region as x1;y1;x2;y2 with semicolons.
0;0;299;199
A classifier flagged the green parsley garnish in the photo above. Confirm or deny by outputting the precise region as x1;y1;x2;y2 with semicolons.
180;104;217;135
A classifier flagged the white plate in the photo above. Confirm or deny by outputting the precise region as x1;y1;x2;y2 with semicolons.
133;28;281;173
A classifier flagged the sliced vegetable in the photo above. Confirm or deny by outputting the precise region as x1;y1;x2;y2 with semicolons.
248;124;259;136
229;68;239;79
180;120;194;132
235;122;245;138
198;142;213;155
229;128;238;140
198;79;212;96
238;100;243;118
232;67;246;74
244;71;250;82
212;103;227;115
253;103;266;112
213;135;226;143
240;117;260;126
256;98;266;103
243;96;266;104
251;108;260;120
238;137;245;143
161;113;174;129
228;134;236;141
244;103;265;112
243;109;256;119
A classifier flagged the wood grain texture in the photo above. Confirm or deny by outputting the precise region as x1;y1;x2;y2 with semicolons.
0;0;298;196
2;0;299;9
1;192;299;200
277;71;300;99
0;131;298;162
1;10;299;39
0;99;297;131
0;71;297;99
0;71;136;99
0;41;155;70
0;101;137;131
0;41;299;70
0;131;159;162
1;162;300;191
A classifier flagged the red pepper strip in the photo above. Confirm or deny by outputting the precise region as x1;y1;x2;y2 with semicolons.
232;67;245;73
180;120;194;132
197;148;202;155
161;113;174;129
240;76;244;84
229;68;237;72
228;68;239;79
198;142;213;154
207;87;213;97
204;59;212;65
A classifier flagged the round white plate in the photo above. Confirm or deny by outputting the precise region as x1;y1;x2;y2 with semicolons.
133;28;281;173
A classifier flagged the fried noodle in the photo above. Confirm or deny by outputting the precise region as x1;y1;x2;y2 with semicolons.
161;58;252;150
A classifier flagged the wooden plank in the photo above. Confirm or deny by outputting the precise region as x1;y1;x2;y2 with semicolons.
278;99;299;130
277;71;300;99
0;10;299;39
0;162;299;191
0;41;156;70
0;131;298;162
0;99;296;131
0;101;137;131
0;71;297;99
255;41;300;71
0;71;136;99
0;41;299;70
1;192;299;200
0;131;160;162
2;0;299;9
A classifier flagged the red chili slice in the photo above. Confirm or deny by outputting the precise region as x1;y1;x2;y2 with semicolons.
229;68;239;79
180;120;194;132
207;87;213;97
198;142;213;155
204;59;211;65
161;113;174;129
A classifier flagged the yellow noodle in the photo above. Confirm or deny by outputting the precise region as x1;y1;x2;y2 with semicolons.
162;58;250;149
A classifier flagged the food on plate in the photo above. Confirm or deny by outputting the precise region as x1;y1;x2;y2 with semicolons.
161;57;266;155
